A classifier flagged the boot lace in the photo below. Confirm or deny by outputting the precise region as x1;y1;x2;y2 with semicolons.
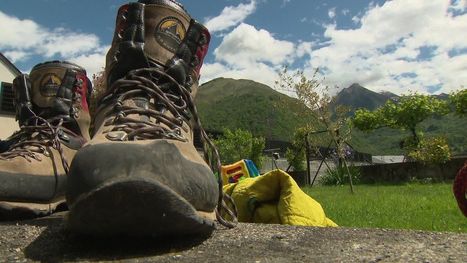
0;115;70;175
100;67;238;228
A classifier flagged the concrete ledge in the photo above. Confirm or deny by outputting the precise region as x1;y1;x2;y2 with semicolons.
0;213;466;262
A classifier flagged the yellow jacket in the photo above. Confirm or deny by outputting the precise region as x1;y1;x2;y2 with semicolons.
223;169;337;227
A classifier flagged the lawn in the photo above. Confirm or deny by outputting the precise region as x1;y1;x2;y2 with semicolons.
303;183;467;233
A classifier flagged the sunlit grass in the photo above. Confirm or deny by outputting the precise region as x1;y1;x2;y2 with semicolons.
303;183;467;233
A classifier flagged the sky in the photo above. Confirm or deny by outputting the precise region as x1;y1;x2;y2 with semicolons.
1;0;466;95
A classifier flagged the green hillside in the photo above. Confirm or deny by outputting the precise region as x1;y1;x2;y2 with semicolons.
196;78;467;155
350;114;467;155
196;78;314;141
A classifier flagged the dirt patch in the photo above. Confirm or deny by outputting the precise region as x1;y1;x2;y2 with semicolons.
0;213;466;262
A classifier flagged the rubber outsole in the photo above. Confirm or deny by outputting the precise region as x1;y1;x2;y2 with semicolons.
66;178;216;237
0;200;67;221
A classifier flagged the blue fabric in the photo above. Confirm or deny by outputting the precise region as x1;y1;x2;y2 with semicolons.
244;159;260;178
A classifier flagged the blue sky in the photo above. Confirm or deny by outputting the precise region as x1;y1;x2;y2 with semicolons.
1;0;466;95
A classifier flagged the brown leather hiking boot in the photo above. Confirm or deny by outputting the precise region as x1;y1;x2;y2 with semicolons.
66;0;235;237
0;61;92;220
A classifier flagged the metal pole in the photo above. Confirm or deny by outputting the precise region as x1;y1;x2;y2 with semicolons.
311;140;333;187
305;133;311;185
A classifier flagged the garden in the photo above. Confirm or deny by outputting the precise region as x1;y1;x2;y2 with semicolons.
213;70;467;232
305;183;467;233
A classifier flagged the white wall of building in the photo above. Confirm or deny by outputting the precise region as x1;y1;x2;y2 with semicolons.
0;114;18;139
0;57;19;139
0;67;16;83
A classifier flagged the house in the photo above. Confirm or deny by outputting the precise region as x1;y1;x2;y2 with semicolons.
0;53;21;139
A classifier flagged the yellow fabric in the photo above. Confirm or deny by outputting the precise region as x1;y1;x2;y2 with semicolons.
223;169;337;227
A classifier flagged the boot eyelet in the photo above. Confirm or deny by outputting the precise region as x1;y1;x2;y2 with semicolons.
199;34;207;45
121;8;129;18
59;131;70;142
176;116;184;125
115;100;123;110
106;131;128;141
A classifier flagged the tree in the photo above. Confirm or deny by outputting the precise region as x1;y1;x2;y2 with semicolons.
214;128;265;169
285;127;308;171
450;88;467;116
276;67;354;192
90;70;106;118
353;93;451;163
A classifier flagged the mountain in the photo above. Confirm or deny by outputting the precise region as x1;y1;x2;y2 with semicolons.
196;78;467;155
195;78;314;141
332;83;397;111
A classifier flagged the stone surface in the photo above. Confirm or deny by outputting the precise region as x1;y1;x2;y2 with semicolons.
0;213;466;262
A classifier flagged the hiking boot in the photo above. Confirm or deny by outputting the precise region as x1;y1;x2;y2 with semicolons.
0;140;13;153
66;0;234;237
0;61;92;220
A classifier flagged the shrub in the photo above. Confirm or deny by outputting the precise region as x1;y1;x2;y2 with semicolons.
408;136;451;164
319;166;361;185
285;148;306;171
214;128;265;169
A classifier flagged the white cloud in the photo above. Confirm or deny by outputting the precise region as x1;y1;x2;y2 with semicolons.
213;23;295;67
38;28;100;58
201;61;279;87
68;46;110;78
204;0;257;33
450;0;467;11
281;0;291;8
200;0;467;95
200;23;300;87
328;7;336;19
296;42;313;58
351;15;361;24
303;0;467;94
0;10;105;77
0;11;44;51
3;51;30;63
200;62;229;82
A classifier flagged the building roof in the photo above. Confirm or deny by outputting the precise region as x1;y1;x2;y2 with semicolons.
372;155;405;164
0;52;22;77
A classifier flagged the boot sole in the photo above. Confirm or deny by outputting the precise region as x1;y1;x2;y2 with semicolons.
0;200;66;221
66;178;216;237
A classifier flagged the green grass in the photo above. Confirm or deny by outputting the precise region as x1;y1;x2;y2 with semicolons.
303;183;467;233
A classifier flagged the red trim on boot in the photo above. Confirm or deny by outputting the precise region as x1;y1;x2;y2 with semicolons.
194;27;211;76
116;4;130;38
75;73;90;112
453;161;467;217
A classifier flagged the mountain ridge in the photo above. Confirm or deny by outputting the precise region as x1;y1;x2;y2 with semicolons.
196;78;466;155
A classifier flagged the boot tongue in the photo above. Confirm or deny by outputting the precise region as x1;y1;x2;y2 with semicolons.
122;97;149;110
28;62;81;121
26;62;88;138
122;96;151;122
105;1;191;87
